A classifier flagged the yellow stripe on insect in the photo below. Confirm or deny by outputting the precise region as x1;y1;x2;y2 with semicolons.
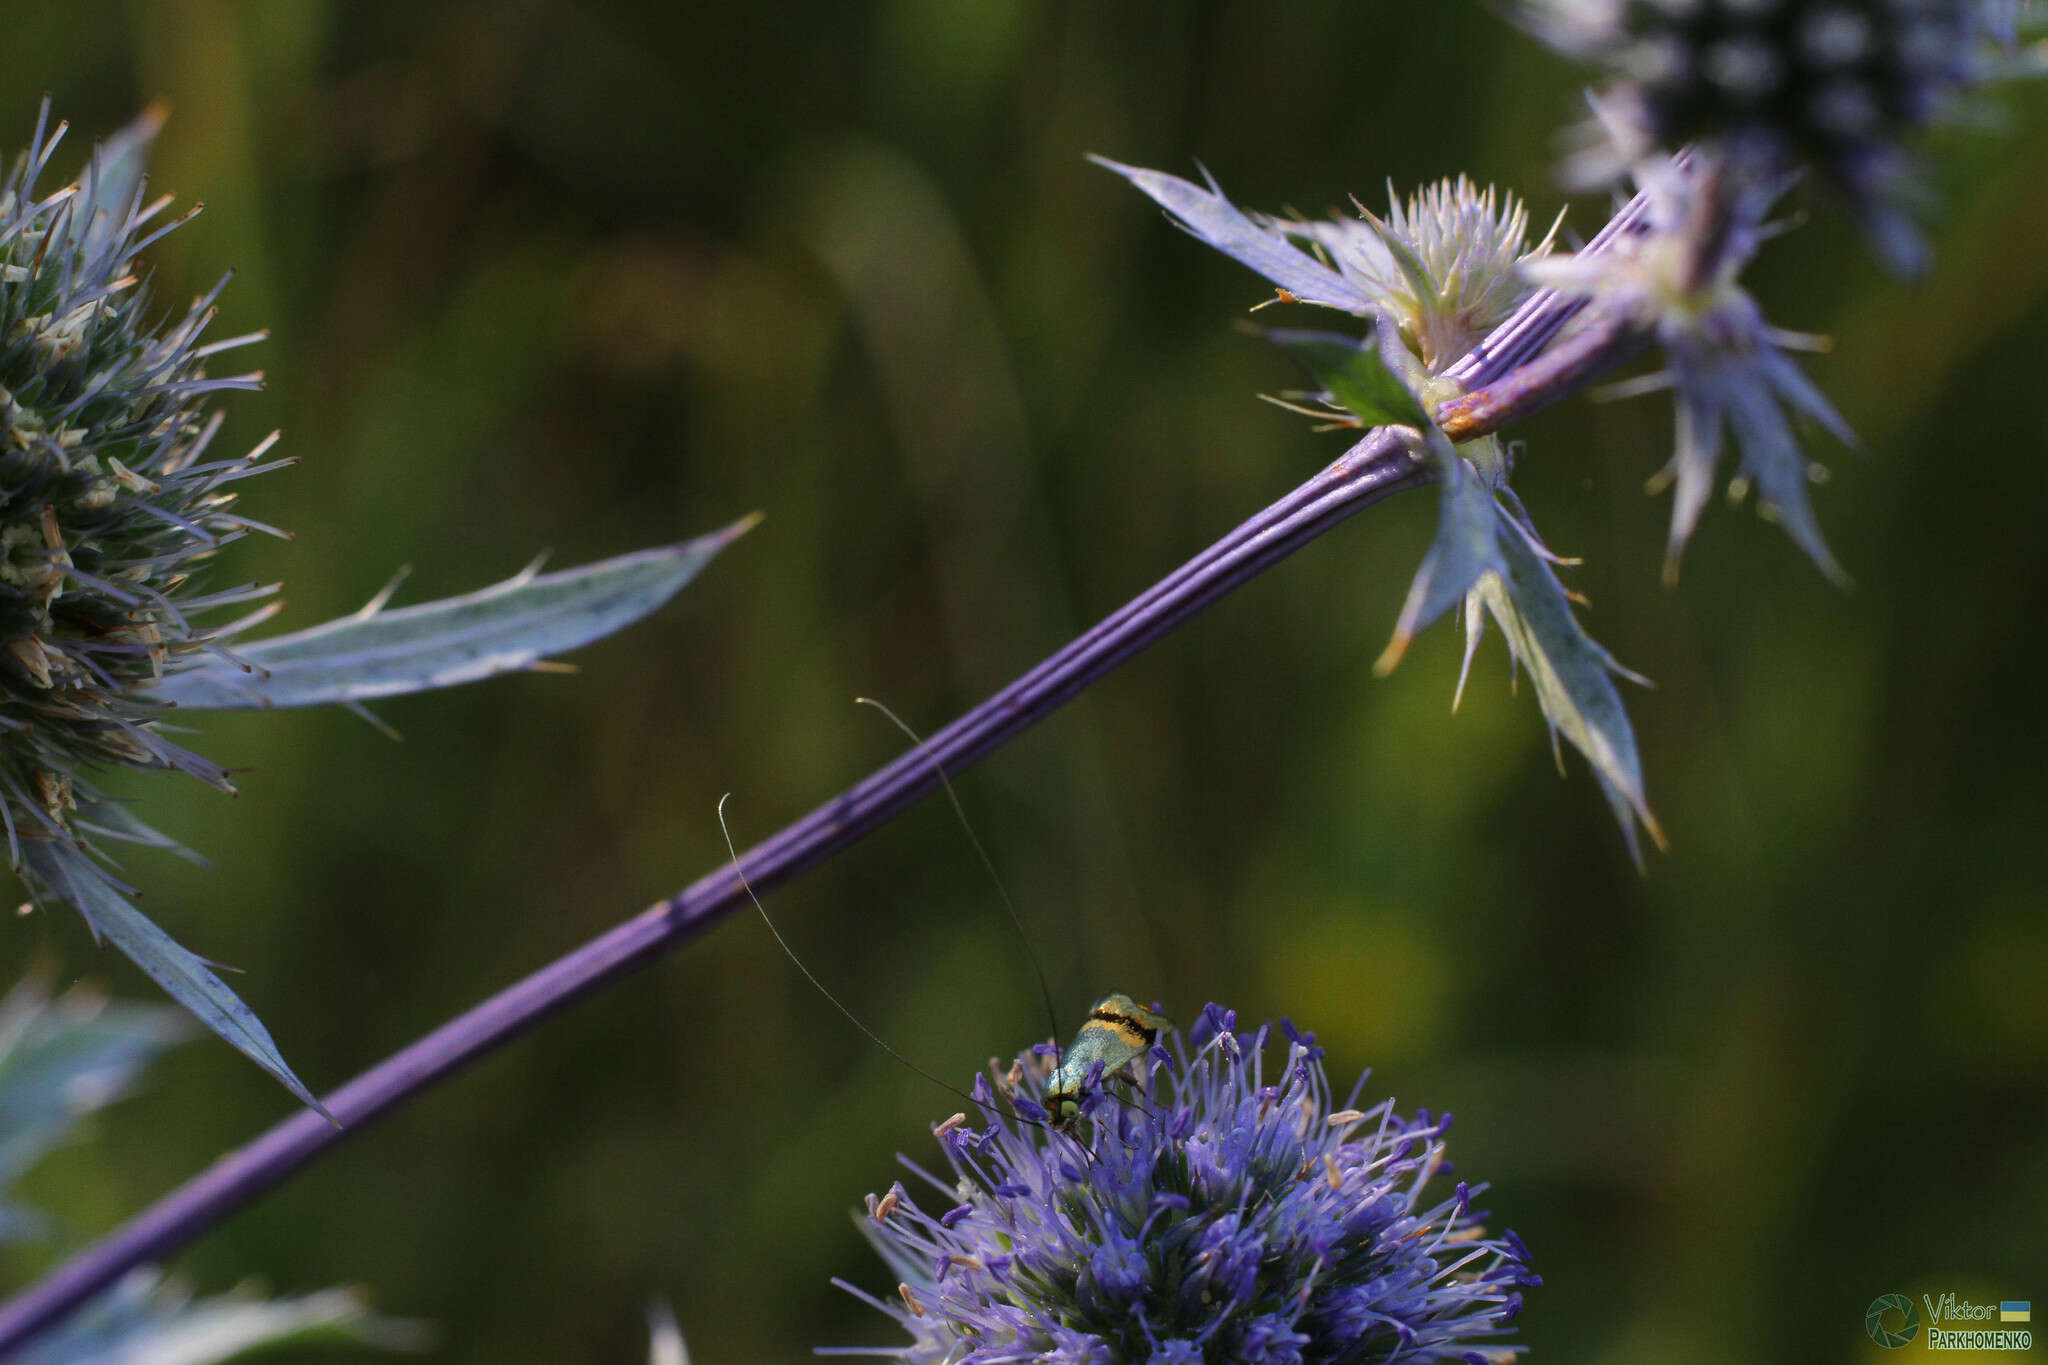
1044;993;1169;1129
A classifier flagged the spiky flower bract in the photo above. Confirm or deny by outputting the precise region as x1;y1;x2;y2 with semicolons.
1521;152;1854;579
840;1004;1538;1363
1093;161;1559;380
0;102;747;1105
1524;0;2032;270
1266;178;1563;374
0;102;279;875
1107;158;1661;855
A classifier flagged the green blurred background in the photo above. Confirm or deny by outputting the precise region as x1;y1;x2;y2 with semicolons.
3;2;2045;1361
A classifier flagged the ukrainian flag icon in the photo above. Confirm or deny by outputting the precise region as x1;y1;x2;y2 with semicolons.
2000;1301;2030;1323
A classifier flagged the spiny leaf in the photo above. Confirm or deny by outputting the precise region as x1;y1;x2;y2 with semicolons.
1367;415;1661;857
15;1270;425;1365
20;840;330;1118
150;516;757;711
1265;326;1505;677
1265;328;1431;432
0;976;188;1241
1089;158;1377;313
1468;516;1663;862
1379;431;1502;675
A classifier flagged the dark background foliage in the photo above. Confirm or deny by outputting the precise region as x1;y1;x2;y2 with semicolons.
3;2;2045;1361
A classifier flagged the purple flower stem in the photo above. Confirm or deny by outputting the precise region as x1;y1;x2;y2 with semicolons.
0;191;1656;1350
1441;185;1651;390
1437;310;1649;438
0;430;1415;1350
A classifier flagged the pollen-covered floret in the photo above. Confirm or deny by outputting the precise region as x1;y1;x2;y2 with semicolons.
838;1004;1539;1363
0;103;283;878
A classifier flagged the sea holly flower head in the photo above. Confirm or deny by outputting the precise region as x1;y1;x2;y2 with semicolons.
1521;152;1855;581
1106;156;1665;857
0;102;277;868
1262;178;1566;373
1523;0;2036;270
840;1003;1538;1363
0;103;750;1108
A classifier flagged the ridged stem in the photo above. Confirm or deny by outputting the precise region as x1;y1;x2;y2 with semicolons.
0;191;1654;1349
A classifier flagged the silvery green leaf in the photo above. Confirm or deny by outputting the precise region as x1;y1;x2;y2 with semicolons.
1090;158;1378;313
1467;516;1663;861
0;975;189;1241
0;1197;38;1242
648;1299;690;1365
1266;325;1503;676
69;801;205;865
1265;328;1431;431
16;1269;424;1365
21;840;329;1117
1378;433;1505;675
150;516;756;711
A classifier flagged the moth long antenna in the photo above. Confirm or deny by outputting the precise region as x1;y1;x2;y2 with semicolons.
854;696;1065;1060
716;793;1018;1126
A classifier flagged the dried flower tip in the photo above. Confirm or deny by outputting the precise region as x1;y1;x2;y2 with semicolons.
31;767;72;816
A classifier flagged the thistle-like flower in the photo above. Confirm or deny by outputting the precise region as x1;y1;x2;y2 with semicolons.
839;1004;1538;1363
0;102;277;868
0;104;748;1105
1524;0;2034;270
1103;158;1662;855
1264;178;1564;374
1521;152;1854;580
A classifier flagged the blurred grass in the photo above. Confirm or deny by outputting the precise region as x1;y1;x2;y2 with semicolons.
2;2;2045;1361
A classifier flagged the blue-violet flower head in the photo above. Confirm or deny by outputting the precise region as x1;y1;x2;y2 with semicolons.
837;1003;1539;1363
